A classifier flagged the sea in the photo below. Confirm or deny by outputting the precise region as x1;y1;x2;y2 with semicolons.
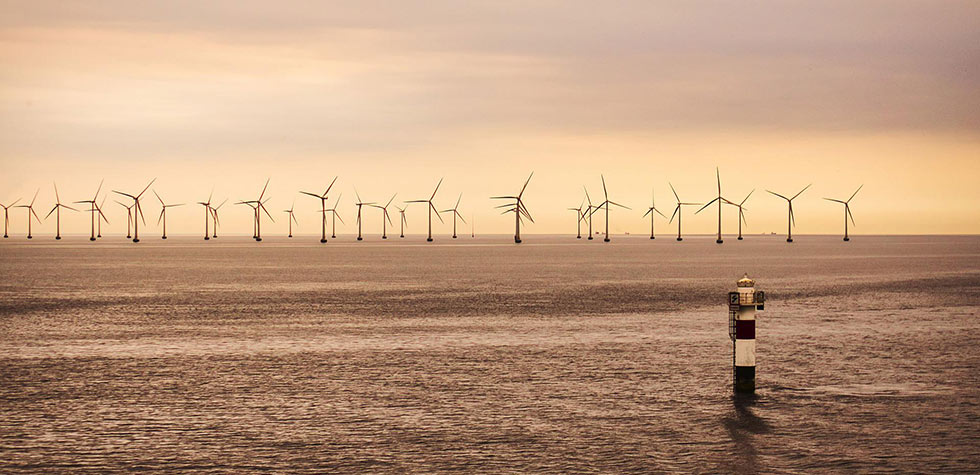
1;234;978;472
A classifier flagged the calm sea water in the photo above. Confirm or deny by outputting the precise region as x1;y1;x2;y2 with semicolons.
1;234;978;472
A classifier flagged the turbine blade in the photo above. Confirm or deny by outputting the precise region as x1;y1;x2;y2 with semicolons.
696;198;717;214
669;182;680;202
137;178;156;199
583;186;592;206
53;182;61;204
300;191;322;199
518;172;533;198
642;208;652;218
848;184;864;203
601;175;608;200
767;190;789;201
259;178;270;201
669;205;679;223
45;205;57;219
791;184;811;200
847;205;856;226
655;208;667;219
324;176;339;195
431;177;444;200
740;189;755;206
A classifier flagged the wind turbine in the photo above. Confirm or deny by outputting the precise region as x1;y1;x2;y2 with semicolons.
441;193;466;239
284;200;298;238
491;173;533;243
353;189;375;241
197;191;213;240
153;190;183;239
592;175;630;243
396;205;408;238
370;194;396;239
1;197;21;238
300;177;339;243
210;199;227;239
326;193;344;238
767;184;811;243
824;185;863;241
406;178;444;242
583;187;595;240
248;179;273;241
15;190;40;239
695;168;734;244
45;183;78;240
116;200;134;239
668;183;701;241
73;179;104;241
113;178;155;243
733;190;754;240
642;188;667;239
568;199;585;239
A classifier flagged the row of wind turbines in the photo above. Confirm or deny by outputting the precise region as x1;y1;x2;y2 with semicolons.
1;170;862;243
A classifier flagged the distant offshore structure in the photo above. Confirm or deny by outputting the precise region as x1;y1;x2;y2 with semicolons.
1;169;863;244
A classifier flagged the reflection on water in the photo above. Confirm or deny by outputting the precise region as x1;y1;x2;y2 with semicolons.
723;395;772;474
1;235;979;472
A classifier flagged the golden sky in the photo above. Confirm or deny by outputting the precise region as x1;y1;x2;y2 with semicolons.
1;1;978;236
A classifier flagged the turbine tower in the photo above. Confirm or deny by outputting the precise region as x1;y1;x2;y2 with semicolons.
370;194;396;239
695;168;734;244
95;196;108;239
326;193;344;239
441;193;466;239
583;187;595;240
491;173;533;244
568;199;584;239
197;191;213;240
824;185;863;241
733;190;754;240
112;178;155;243
300;177;338;243
210;199;227;239
116;200;134;239
45;183;78;240
255;179;273;241
396;205;408;238
767;184;811;243
592;175;630;243
353;189;375;241
668;183;701;241
284;201;298;238
15;190;40;239
642;188;666;239
153;190;183;239
73;179;104;241
406;178;444;242
1;197;22;238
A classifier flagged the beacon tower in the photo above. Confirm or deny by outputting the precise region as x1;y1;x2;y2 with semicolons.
729;274;764;394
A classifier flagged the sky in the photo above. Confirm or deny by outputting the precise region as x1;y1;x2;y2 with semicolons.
1;1;978;237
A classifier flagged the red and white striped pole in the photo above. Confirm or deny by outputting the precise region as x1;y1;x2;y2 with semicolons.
729;274;764;394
